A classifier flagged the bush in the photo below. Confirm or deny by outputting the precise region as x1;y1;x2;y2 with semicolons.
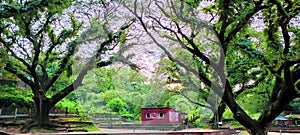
55;98;81;114
107;97;128;114
0;85;33;108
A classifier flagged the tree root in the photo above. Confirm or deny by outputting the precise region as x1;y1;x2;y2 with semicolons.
20;119;57;133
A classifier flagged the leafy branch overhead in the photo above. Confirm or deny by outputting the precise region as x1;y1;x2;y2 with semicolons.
124;0;300;134
0;0;134;132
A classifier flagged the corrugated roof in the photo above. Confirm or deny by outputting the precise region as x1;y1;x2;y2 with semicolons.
275;116;289;120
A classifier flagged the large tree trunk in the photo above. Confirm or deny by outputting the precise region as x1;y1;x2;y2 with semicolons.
34;96;52;127
247;125;268;135
21;95;54;133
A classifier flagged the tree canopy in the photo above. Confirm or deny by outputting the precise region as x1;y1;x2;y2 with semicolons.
121;0;300;134
0;0;133;132
0;0;299;134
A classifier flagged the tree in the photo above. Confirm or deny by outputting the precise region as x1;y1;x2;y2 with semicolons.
155;55;225;127
123;0;300;134
74;67;150;119
107;97;128;114
0;0;133;132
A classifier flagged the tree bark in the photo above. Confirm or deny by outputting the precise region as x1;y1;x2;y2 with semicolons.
248;125;268;135
21;95;53;133
33;96;52;127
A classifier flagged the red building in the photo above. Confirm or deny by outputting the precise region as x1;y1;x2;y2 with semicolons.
141;107;187;124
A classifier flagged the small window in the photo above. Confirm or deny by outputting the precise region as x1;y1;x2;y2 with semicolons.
146;112;150;119
159;112;164;118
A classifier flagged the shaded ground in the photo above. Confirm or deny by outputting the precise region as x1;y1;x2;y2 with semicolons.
0;117;98;135
2;128;300;135
1;118;300;135
2;128;221;135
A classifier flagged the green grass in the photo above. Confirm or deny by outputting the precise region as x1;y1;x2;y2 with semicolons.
59;117;100;132
60;117;92;122
75;124;100;132
239;130;249;135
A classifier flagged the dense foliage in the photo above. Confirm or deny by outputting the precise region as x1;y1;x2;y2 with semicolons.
73;68;150;120
0;0;132;132
0;0;299;134
122;0;300;134
0;85;33;108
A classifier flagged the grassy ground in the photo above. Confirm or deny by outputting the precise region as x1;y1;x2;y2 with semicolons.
0;117;100;134
60;117;100;131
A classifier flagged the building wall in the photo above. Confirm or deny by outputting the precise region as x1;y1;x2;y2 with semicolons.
141;108;180;124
